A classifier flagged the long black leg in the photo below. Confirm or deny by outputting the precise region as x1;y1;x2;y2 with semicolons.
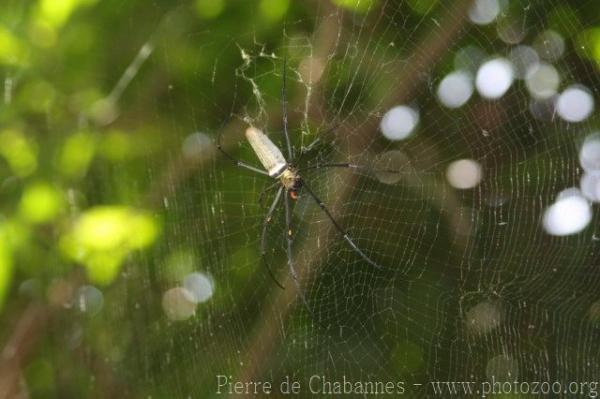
299;163;402;175
261;186;285;289
284;189;316;316
281;57;293;160
216;135;269;176
302;182;382;269
258;181;280;207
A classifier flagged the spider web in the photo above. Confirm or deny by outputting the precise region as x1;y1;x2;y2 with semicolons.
66;0;600;397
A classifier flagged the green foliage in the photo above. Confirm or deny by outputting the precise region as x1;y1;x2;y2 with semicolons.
0;228;14;311
60;206;159;284
331;0;377;13
19;182;64;223
0;129;38;177
577;27;600;66
0;0;598;397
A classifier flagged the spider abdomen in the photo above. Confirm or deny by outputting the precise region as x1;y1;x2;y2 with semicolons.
245;127;287;177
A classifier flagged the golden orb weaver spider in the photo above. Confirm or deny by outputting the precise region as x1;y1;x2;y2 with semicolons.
216;57;396;314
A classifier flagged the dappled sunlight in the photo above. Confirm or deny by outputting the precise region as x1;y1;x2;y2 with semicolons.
0;129;37;177
19;182;64;224
60;207;159;284
0;0;598;397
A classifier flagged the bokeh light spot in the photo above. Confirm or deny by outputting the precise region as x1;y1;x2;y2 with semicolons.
556;85;594;123
75;285;104;316
446;159;483;189
469;0;501;25
579;134;600;172
466;301;502;335
182;132;211;160
0;129;38;177
436;70;473;109
525;63;560;99
0;26;28;66
509;46;539;80
60;206;159;285
57;132;96;178
533;30;565;62
19;182;63;224
580;173;600;203
162;288;196;321
380;105;419;141
543;192;591;236
183;272;214;304
476;58;514;99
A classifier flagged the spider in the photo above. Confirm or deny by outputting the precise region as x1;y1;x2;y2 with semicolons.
216;58;392;313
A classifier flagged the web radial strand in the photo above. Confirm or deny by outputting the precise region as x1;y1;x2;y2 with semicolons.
143;0;600;396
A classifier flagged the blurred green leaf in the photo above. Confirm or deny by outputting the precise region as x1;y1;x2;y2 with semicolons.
0;25;28;66
406;0;439;15
259;0;290;22
577;27;600;66
331;0;376;13
195;0;225;19
0;224;14;310
0;129;38;177
60;206;160;284
56;132;96;178
19;182;64;224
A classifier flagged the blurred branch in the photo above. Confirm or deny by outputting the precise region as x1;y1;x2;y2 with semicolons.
0;303;49;399
231;0;475;388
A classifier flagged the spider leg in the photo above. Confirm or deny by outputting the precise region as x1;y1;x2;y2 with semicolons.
300;137;320;156
293;122;341;166
284;189;317;316
261;186;285;289
302;182;382;269
215;136;269;176
281;56;293;160
258;181;280;207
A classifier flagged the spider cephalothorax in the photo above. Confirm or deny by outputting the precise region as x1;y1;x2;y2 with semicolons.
279;168;302;199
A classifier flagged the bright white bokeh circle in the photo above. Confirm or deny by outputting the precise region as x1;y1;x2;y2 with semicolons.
580;173;600;203
183;272;214;304
579;135;600;172
446;159;483;189
476;58;514;99
556;85;595;123
437;70;474;109
543;192;591;236
469;0;501;25
380;105;419;141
